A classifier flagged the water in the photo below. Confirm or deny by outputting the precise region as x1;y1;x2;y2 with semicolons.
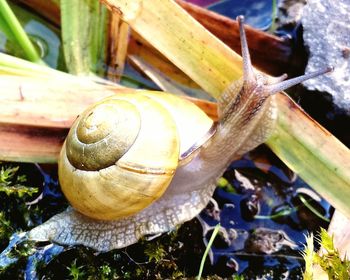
0;3;64;70
198;145;332;277
186;0;276;30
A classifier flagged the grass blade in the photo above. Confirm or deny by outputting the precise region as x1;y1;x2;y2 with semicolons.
197;223;220;280
0;0;43;63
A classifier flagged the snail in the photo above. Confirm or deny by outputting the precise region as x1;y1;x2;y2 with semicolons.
28;16;330;251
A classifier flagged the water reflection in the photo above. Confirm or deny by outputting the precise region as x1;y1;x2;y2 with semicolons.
0;3;64;69
208;0;274;30
198;145;333;275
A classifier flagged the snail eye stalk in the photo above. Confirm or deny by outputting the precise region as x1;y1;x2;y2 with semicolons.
265;67;334;95
237;15;256;85
237;15;333;95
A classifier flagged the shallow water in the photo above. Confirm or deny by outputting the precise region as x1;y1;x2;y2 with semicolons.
186;0;275;30
198;145;332;277
0;3;64;70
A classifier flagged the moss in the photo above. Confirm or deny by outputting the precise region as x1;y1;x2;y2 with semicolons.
303;228;350;280
0;164;39;249
67;259;86;280
0;166;37;197
0;212;12;241
144;242;166;263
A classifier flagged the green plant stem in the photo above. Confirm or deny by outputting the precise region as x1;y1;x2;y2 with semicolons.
0;52;63;78
197;223;220;280
0;0;43;63
255;196;330;222
60;0;108;75
298;194;330;223
269;0;277;33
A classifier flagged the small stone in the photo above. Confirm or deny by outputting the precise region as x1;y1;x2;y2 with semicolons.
244;228;297;254
302;0;350;112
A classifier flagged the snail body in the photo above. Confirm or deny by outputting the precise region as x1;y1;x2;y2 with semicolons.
28;16;330;251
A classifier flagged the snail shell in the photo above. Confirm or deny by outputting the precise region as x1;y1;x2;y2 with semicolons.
59;91;213;220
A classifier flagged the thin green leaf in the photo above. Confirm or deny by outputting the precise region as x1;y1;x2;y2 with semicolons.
197;223;220;280
0;52;66;78
0;0;43;63
298;194;330;223
0;9;16;42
